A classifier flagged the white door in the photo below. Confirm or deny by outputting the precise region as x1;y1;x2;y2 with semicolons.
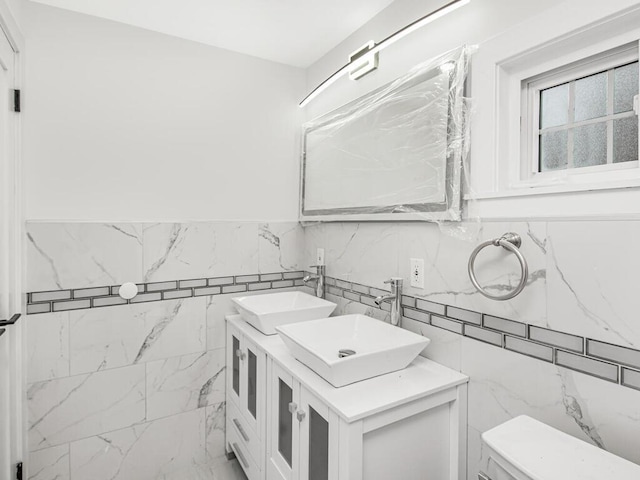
0;23;22;480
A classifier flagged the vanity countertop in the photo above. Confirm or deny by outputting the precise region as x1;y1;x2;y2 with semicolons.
227;314;468;423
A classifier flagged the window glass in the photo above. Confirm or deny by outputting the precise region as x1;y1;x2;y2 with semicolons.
614;62;639;114
536;59;638;173
574;72;607;122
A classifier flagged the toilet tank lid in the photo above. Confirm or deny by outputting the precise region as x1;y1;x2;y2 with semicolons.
482;416;640;480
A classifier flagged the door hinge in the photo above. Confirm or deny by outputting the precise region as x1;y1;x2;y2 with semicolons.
16;462;23;480
13;89;20;112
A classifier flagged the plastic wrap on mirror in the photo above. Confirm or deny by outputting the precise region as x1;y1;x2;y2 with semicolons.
300;45;473;223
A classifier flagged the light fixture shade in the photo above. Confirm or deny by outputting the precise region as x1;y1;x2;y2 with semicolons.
299;0;471;108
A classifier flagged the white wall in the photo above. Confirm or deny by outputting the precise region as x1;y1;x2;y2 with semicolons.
23;2;305;221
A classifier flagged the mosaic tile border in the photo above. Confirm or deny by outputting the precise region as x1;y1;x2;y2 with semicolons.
26;271;306;314
26;271;640;392
322;276;640;393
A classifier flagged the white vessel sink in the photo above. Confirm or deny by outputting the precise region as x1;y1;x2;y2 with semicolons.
276;314;430;387
232;291;336;335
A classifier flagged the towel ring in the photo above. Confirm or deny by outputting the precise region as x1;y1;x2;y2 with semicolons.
468;232;528;301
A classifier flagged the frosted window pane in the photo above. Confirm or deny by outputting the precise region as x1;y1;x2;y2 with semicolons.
574;122;607;168
575;72;607;122
614;62;639;114
539;130;568;171
613;116;638;163
540;83;569;128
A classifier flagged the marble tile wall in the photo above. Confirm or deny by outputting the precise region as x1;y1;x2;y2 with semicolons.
26;218;640;479
25;221;303;480
303;220;640;478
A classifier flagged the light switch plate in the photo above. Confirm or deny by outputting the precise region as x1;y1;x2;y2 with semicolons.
316;248;325;266
410;258;424;288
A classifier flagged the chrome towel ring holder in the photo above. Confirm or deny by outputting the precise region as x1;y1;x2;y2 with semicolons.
468;232;528;301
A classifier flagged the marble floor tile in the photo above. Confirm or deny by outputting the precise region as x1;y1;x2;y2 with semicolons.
206;402;226;461
146;350;225;420
70;409;206;480
28;364;145;450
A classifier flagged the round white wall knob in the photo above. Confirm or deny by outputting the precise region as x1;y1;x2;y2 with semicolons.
118;282;138;300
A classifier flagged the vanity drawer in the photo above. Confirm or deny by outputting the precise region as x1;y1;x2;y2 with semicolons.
228;416;260;480
227;398;261;467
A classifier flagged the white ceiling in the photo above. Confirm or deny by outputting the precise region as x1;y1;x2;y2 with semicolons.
28;0;397;67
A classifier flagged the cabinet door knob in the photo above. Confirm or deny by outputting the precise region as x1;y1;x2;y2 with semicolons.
296;410;306;422
236;349;246;360
288;402;297;414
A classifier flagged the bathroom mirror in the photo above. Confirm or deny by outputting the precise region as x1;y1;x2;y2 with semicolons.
300;47;469;222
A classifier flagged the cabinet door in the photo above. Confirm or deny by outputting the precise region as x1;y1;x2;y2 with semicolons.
243;336;266;437
298;387;338;480
268;363;298;480
226;324;242;409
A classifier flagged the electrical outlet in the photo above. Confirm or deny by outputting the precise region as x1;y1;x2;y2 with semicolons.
316;248;325;266
410;258;424;288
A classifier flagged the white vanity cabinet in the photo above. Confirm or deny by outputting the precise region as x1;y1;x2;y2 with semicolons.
226;315;469;480
267;362;339;480
226;322;267;477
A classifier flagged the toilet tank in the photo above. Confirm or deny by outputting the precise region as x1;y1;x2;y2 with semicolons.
478;415;640;480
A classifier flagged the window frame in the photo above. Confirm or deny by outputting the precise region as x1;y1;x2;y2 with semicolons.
520;43;639;188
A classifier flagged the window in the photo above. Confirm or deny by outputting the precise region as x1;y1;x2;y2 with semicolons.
522;45;639;183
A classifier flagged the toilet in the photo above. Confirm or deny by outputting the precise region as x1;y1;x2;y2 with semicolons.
479;415;640;480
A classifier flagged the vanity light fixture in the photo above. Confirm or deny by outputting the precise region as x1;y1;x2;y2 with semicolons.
348;41;378;80
299;0;471;108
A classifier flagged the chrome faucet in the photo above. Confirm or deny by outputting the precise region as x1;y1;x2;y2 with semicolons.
303;265;326;299
374;277;403;327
